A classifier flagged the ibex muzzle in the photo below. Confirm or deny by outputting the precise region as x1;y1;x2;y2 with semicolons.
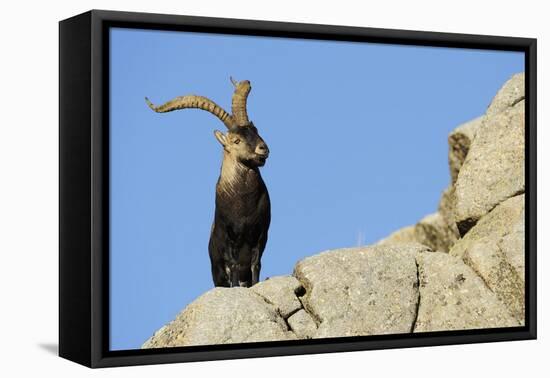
146;78;271;288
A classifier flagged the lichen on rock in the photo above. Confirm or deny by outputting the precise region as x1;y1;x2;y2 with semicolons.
414;251;519;332
450;195;525;323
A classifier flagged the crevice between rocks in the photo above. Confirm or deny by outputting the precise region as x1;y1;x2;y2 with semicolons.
410;257;422;333
250;291;291;331
461;246;520;327
462;241;524;324
251;286;309;336
251;290;275;307
457;190;525;237
463;254;494;294
297;296;323;328
292;273;323;327
280;312;293;333
510;96;525;108
455;190;525;316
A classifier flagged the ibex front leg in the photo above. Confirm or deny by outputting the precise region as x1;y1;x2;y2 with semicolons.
228;245;240;288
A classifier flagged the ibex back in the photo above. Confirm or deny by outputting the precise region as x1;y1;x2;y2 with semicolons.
145;78;270;288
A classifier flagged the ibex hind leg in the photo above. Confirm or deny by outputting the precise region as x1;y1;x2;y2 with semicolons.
211;262;231;287
229;266;252;287
229;266;241;288
237;267;253;287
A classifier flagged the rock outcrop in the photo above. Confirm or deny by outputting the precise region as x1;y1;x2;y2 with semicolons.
450;195;525;323
414;252;518;332
454;74;525;235
294;244;424;338
448;116;483;185
142;286;297;348
142;73;526;348
376;192;459;253
143;243;520;348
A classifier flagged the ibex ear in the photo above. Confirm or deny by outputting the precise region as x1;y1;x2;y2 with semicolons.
213;130;227;146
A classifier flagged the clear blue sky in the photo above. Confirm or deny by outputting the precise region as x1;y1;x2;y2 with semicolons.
109;27;524;351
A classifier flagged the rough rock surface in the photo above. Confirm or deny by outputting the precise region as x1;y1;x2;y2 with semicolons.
414;212;456;253
143;243;521;347
142;73;526;348
376;225;417;245
486;73;525;117
377;210;457;253
454;79;525;235
251;276;304;318
287;309;318;339
450;195;525;323
294;244;425;338
414;252;519;332
142;287;296;348
448;116;483;184
437;186;460;243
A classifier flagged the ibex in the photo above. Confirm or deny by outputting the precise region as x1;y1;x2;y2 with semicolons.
145;78;270;288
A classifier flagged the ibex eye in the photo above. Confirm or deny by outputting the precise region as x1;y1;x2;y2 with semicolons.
233;139;240;144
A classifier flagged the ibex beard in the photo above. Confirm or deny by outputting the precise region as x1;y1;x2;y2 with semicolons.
146;78;271;288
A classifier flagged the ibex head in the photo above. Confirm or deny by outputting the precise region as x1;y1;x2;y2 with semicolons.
214;123;269;167
145;77;269;168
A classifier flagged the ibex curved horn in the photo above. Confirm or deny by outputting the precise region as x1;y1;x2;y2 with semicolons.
145;95;236;129
230;78;251;126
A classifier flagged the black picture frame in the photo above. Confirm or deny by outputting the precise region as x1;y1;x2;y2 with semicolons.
59;9;537;368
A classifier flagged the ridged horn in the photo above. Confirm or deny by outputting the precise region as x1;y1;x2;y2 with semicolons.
145;95;235;129
230;78;251;126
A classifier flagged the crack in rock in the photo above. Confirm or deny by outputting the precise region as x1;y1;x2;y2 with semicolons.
410;257;421;333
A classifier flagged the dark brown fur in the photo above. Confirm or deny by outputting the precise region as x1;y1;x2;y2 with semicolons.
146;79;270;287
209;124;270;287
